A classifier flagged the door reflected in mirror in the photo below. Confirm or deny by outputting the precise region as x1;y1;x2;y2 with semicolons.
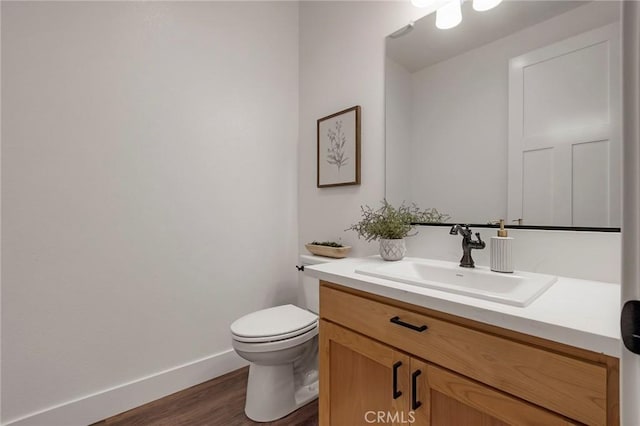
385;1;621;228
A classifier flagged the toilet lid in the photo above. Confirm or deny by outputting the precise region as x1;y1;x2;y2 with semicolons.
230;304;318;339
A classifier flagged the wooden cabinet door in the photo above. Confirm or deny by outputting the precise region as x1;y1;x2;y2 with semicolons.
319;320;412;426
411;359;578;426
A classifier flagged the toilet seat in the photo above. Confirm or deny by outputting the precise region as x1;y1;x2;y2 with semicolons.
230;304;318;343
232;323;318;353
232;321;318;343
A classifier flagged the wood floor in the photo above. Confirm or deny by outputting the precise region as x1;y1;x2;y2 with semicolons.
92;367;318;426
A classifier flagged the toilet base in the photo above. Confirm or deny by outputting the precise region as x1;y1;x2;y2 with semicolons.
244;363;318;422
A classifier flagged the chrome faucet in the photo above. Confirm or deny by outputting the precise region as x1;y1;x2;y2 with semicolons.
449;224;485;268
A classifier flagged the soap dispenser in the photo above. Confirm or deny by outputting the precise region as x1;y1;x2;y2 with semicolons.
490;220;513;273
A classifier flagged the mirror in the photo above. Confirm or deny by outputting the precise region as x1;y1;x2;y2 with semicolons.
385;1;621;229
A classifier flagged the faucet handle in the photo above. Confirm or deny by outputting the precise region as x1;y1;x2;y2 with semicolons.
475;232;483;243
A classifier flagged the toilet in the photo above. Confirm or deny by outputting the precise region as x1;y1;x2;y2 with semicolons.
230;255;332;422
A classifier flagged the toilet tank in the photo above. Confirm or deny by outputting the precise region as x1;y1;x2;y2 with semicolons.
299;254;337;314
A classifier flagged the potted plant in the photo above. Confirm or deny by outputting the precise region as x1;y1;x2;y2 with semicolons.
347;200;449;261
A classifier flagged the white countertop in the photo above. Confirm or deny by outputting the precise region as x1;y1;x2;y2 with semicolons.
306;256;622;357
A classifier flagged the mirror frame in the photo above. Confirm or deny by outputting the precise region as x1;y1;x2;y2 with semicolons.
408;222;621;232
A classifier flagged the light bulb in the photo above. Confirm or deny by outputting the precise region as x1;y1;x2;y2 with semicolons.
472;0;502;12
436;0;462;30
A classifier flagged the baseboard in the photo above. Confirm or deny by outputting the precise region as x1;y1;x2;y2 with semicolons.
3;349;248;426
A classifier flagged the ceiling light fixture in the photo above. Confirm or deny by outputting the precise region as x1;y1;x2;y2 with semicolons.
436;0;462;30
414;0;502;30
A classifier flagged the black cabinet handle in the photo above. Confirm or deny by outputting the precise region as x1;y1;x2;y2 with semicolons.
392;361;402;399
390;316;428;332
411;370;422;410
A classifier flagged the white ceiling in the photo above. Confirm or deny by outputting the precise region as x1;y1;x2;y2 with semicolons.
387;1;588;73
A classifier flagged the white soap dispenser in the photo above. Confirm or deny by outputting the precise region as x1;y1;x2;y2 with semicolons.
490;219;513;273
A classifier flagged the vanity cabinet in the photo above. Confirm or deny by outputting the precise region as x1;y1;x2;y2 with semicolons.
319;282;619;426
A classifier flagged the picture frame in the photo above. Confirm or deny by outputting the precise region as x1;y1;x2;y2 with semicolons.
317;105;361;188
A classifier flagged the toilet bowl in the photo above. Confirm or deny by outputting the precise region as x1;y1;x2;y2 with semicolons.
231;304;319;422
229;255;332;422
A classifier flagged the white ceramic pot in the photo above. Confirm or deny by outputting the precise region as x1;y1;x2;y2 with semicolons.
379;238;406;261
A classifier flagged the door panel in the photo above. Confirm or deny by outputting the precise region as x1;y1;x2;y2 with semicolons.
414;361;576;426
621;2;640;425
319;320;411;426
508;23;621;226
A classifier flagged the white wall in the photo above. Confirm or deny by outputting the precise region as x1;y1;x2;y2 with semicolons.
385;58;413;206
299;1;424;258
406;227;620;283
393;2;620;223
299;1;620;283
1;2;298;424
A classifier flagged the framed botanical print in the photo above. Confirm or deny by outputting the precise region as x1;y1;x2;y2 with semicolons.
317;105;361;188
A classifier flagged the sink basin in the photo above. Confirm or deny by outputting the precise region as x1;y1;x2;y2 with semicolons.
355;258;557;307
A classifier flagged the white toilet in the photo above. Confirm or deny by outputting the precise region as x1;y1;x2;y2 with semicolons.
230;255;331;422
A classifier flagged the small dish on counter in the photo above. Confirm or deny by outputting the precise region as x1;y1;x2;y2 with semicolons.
305;242;351;258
